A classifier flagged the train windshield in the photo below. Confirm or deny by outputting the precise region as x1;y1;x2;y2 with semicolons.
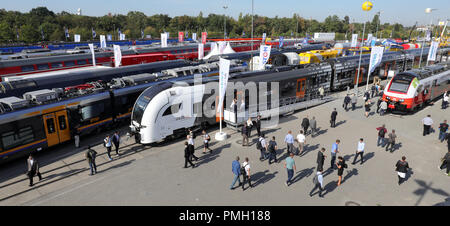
132;95;151;124
389;74;414;93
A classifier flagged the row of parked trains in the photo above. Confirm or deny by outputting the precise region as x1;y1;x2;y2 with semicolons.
0;46;448;164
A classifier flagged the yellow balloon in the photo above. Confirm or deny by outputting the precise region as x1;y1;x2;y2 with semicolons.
362;1;373;11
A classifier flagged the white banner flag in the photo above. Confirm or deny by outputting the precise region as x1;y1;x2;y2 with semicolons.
262;33;267;43
113;45;122;68
74;34;81;42
218;58;231;111
258;45;272;70
218;41;227;54
192;33;197;41
351;34;358;48
88;43;96;66
161;33;168;47
198;43;204;60
367;34;373;45
100;35;107;48
368;46;385;75
427;41;440;62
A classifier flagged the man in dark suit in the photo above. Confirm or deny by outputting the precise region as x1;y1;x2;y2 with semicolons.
27;155;42;187
112;131;120;156
330;108;338;128
301;115;310;136
316;148;326;172
242;124;249;146
184;142;195;168
85;145;98;175
254;115;262;137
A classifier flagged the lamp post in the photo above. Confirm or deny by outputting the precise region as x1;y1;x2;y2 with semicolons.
419;8;437;67
375;11;382;39
223;5;228;40
354;1;373;95
250;0;254;71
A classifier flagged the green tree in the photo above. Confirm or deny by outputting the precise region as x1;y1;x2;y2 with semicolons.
0;22;14;43
20;24;39;43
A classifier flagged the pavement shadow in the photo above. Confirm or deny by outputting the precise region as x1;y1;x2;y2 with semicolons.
99;159;135;172
300;144;320;157
343;154;355;162
391;142;403;153
351;152;375;164
43;168;85;181
335;120;347;128
413;179;450;206
314;127;328;137
291;167;315;185
433;197;450;206
252;170;278;187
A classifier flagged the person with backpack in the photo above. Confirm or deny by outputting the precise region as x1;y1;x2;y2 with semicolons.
438;120;449;143
104;135;113;161
343;95;351;111
284;152;296;186
301;115;310;136
112;131;121;156
85;145;98;175
202;130;212;154
310;170;324;198
257;134;268;161
230;156;241;189
336;156;347;186
268;136;278;164
376;125;388;147
241;157;252;190
396;156;410;185
296;130;306;156
385;130;397;152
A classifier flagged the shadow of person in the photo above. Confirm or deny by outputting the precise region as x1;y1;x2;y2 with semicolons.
390;142;403;153
291;167;315;184
322;181;338;197
343;168;359;183
252;170;278;187
300;144;320;157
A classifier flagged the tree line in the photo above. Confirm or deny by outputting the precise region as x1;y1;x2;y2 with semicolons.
0;7;420;45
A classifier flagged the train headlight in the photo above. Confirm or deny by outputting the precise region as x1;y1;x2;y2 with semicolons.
399;99;405;102
386;96;390;100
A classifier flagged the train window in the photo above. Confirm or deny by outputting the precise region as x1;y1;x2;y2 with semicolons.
1;127;35;150
64;61;76;67
37;64;50;70
51;62;63;68
163;104;181;116
81;103;104;121
77;60;87;65
46;119;56;134
58;115;67;130
21;65;35;72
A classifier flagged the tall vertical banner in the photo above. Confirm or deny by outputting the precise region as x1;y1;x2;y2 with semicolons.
262;33;267;43
201;32;207;44
259;45;272;70
100;35;107;48
218;41;227;54
161;33;168;47
279;36;284;48
113;45;122;68
367;34;373;46
427;41;439;62
218;58;231;112
368;46;385;75
74;34;81;42
351;34;358;47
178;32;184;42
88;44;96;66
198;43;204;60
192;33;197;41
107;34;112;41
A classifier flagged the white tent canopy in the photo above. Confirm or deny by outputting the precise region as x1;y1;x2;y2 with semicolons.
204;42;235;59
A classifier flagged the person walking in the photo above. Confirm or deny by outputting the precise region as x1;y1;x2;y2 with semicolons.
446;133;450;152
380;100;388;116
104;135;113;161
438;120;449;143
353;138;365;165
296;130;306;156
439;150;450;176
202;130;212;154
336;156;347;186
74;129;80;148
257;134;268;161
241;123;249;146
285;131;295;154
246;118;253;138
442;91;448;109
26;155;42;187
85;145;98;175
364;100;371;118
241;157;252;190
188;135;199;161
310;116;317;137
112;131;120;156
376;98;382;113
422;115;434;136
254;115;262;137
395;156;410;185
343;94;351;111
268;136;278;164
351;93;357;111
317;148;326;172
302;115;310;136
310;171;324;198
330;140;340;169
385;130;397;152
231;98;238;122
284;152;296;186
376;125;388;147
230;157;241;189
364;90;370;102
184;142;195;168
330;108;338;128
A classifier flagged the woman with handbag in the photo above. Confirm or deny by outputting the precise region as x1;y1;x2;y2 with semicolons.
202;130;212;154
396;156;410;185
27;155;42;187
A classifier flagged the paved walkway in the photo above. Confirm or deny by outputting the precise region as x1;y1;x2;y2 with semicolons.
1;87;449;206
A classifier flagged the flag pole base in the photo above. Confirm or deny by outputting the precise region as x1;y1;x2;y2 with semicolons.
215;132;228;141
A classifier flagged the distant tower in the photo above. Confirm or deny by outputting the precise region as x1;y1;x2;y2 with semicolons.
77;8;82;16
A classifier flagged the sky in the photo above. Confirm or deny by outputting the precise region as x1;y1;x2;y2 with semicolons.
1;0;449;26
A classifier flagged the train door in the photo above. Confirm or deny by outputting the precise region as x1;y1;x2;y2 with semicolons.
296;78;306;98
55;111;71;143
43;113;59;147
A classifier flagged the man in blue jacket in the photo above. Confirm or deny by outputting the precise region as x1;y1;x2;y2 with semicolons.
230;156;242;190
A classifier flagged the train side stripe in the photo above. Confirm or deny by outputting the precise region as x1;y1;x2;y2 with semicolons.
0;139;47;158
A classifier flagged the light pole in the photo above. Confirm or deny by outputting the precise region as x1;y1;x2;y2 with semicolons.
419;8;437;67
250;0;254;71
223;5;228;40
354;1;373;95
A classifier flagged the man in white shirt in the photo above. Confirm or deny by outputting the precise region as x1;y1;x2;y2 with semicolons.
422;115;434;136
241;157;252;190
296;130;306;156
442;92;449;109
258;134;268;161
352;138;365;165
309;171;324;198
379;100;388;116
